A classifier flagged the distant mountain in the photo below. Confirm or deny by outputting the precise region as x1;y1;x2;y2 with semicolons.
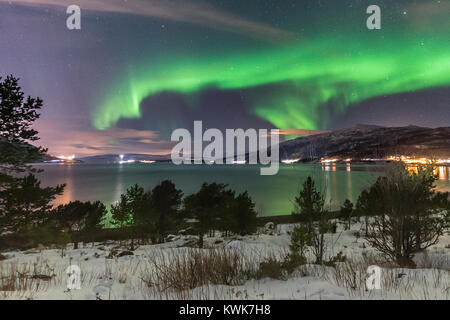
49;125;450;165
79;153;171;164
279;125;450;162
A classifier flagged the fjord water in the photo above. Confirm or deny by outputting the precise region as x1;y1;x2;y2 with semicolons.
34;163;450;217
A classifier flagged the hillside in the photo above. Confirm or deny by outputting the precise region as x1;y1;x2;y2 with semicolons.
279;125;450;162
0;137;58;163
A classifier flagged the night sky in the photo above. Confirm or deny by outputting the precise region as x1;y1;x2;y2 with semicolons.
1;0;449;157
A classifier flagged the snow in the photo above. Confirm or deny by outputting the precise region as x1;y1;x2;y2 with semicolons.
0;221;449;300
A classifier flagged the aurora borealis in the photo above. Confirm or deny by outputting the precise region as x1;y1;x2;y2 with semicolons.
1;0;449;156
89;0;450;133
94;34;450;131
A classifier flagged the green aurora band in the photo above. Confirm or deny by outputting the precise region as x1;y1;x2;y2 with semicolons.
92;24;450;132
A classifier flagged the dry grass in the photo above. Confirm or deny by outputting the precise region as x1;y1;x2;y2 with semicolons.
139;248;257;292
323;253;450;299
0;258;56;299
415;251;450;270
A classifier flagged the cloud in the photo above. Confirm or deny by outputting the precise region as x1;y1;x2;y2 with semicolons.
34;120;174;157
115;88;276;139
5;0;294;42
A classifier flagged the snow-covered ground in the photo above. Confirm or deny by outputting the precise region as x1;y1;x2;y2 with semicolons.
0;222;449;300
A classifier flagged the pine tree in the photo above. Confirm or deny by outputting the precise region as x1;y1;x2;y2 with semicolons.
222;191;258;236
53;201;107;248
183;183;229;248
111;184;156;245
150;180;182;243
0;75;45;173
0;174;64;233
292;177;325;231
0;75;65;234
292;176;330;264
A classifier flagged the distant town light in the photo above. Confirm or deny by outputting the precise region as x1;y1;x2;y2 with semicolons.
387;155;450;165
321;158;339;164
57;155;75;161
282;158;300;164
119;159;136;164
139;160;156;164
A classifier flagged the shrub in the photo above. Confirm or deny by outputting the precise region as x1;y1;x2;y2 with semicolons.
323;251;347;268
361;163;450;267
256;253;306;280
290;223;312;258
256;257;284;280
340;199;354;230
24;221;71;250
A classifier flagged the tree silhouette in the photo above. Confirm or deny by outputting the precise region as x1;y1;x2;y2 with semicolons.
53;201;107;248
221;191;258;236
183;183;229;248
150;180;183;243
292;177;325;231
340;199;354;230
0;75;65;234
292;176;330;264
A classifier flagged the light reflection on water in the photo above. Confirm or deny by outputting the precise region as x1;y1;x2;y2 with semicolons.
438;166;449;180
34;163;450;216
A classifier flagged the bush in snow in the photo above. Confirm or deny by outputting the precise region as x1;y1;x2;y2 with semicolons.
361;163;450;268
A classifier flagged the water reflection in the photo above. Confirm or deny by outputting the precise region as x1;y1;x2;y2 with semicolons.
319;164;450;210
438;166;449;180
323;164;338;172
406;165;450;181
36;163;450;216
347;165;352;201
321;163;449;180
114;163;125;204
56;163;73;205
